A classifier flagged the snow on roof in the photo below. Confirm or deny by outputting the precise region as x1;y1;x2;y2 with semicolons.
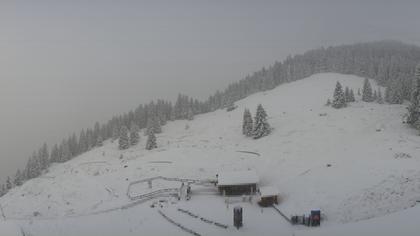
217;170;259;186
259;186;279;197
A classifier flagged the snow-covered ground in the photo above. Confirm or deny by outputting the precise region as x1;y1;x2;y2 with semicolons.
1;73;420;235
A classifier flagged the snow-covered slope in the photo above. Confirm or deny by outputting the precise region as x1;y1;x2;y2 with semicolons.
1;73;420;236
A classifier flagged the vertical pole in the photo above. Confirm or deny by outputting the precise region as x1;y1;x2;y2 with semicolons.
0;203;6;220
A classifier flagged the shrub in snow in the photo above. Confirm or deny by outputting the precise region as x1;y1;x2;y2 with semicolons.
332;81;346;109
253;104;271;139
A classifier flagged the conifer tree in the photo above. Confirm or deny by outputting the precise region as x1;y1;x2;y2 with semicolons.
96;136;103;147
344;87;351;103
357;88;361;96
385;86;391;103
129;123;140;146
377;89;384;104
38;143;49;171
14;169;23;186
146;116;162;135
253;104;271;139
349;89;356;102
146;130;157;150
332;81;346;108
0;184;5;197
112;126;120;141
362;78;374;102
242;109;253;137
325;98;331;106
6;176;12;190
187;108;194;121
406;64;420;128
118;126;129;150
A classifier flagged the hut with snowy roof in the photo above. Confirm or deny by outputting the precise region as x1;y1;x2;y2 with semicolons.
217;170;259;196
258;186;279;207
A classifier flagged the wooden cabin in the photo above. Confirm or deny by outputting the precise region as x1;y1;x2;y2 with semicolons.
217;170;259;196
258;186;279;207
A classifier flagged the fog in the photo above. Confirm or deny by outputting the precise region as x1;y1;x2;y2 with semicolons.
1;0;420;181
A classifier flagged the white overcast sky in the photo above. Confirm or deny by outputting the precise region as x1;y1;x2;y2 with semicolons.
1;0;420;181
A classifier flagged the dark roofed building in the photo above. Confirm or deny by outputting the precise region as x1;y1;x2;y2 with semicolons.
217;170;259;196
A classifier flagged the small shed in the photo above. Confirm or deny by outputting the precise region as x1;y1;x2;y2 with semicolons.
258;186;279;207
217;170;259;196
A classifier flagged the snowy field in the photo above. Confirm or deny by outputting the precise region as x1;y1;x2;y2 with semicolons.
1;73;420;235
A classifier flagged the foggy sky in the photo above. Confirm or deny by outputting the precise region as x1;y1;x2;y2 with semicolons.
1;0;420;181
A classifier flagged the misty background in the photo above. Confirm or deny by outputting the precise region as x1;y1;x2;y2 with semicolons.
1;0;420;181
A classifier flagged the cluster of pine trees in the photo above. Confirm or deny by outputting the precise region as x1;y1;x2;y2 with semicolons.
2;40;420;197
329;82;355;108
242;105;271;139
329;78;385;109
405;64;420;130
361;78;384;104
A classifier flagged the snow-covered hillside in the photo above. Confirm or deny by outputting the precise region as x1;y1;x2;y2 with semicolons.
1;73;420;236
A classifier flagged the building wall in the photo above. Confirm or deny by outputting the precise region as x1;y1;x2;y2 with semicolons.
218;184;256;196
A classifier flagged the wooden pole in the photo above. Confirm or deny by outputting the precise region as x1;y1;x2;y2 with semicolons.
0;203;6;220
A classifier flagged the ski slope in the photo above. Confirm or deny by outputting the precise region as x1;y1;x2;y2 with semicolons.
1;73;420;235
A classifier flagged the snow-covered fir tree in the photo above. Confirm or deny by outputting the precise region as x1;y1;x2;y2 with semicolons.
373;90;378;101
78;129;88;153
362;78;374;102
344;87;351;103
406;64;420;128
253;104;271;139
332;81;346;108
325;98;331;106
96;136;103;147
145;130;157;150
6;176;12;190
38;143;49;171
357;88;361;96
349;89;356;102
0;184;5;197
149;116;162;134
50;144;59;163
118;126;130;150
377;89;384;104
13;169;23;186
112;126;120;142
242;109;253;137
129;123;140;146
187;108;194;121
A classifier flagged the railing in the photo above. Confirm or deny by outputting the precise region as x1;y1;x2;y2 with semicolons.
272;205;292;224
128;188;180;201
126;176;217;201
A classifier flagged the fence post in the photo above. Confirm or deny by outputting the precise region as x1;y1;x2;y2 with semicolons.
0;203;6;220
